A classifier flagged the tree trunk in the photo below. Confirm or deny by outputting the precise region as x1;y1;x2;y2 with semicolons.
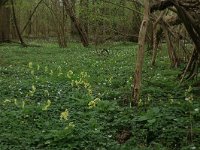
21;0;44;35
70;0;78;38
0;4;11;42
151;25;161;66
132;0;150;106
63;0;89;47
162;22;178;68
151;11;165;66
151;0;200;79
11;0;26;46
80;0;89;36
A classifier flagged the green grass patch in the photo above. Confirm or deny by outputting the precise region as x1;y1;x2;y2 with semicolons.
0;42;199;149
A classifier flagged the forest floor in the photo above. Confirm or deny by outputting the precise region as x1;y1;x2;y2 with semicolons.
0;41;199;149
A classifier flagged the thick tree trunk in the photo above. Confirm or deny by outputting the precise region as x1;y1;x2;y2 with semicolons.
132;0;150;106
151;0;200;52
151;0;200;79
11;0;26;46
0;4;11;42
63;0;89;47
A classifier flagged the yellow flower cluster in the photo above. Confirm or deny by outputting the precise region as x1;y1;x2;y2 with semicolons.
108;76;113;84
44;90;50;97
28;62;33;69
4;99;11;103
65;122;75;130
3;99;26;109
37;64;40;70
67;70;73;79
28;85;36;96
60;109;69;121
69;71;93;97
80;71;88;78
45;66;48;72
60;109;75;130
58;66;63;76
49;70;53;76
88;98;101;109
42;99;51;110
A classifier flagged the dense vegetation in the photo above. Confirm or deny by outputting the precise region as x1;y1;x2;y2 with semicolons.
0;42;199;149
1;0;200;149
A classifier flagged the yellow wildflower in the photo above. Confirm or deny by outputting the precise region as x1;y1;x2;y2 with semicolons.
4;99;11;103
108;76;113;83
32;85;36;92
67;70;73;79
80;72;87;78
45;66;48;72
79;78;84;84
88;88;93;96
58;66;63;76
22;100;25;109
88;100;96;109
42;99;51;110
37;64;40;70
14;99;18;106
58;66;62;72
58;72;63;76
29;85;36;96
147;94;151;102
75;80;80;86
94;98;100;102
71;80;75;87
49;70;53;76
65;122;75;130
84;82;90;88
28;62;33;69
44;90;50;97
31;70;34;75
60;109;69;121
68;122;75;127
88;98;101;109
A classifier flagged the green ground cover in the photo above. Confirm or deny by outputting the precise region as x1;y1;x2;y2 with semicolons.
0;42;199;149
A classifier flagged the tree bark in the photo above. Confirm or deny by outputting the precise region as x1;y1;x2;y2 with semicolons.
132;0;150;106
80;0;89;36
150;0;200;52
63;0;89;47
151;0;200;79
70;0;78;38
11;0;26;46
0;4;10;42
151;11;165;66
151;25;163;66
162;21;178;68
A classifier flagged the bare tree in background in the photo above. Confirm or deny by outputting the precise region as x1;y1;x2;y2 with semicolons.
63;0;89;47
